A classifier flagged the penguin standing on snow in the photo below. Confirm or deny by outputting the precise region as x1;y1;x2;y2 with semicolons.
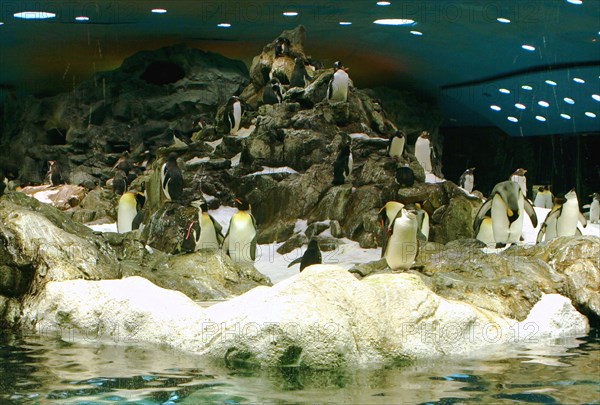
182;200;224;253
379;201;405;256
327;61;350;103
332;142;353;185
476;215;495;246
459;167;476;193
536;188;587;243
47;160;64;186
510;168;528;198
117;191;145;233
225;96;243;135
290;57;311;88
222;197;258;263
160;152;183;202
287;239;322;272
263;78;284;105
383;208;419;271
589;193;600;224
414;131;432;172
387;130;406;159
473;180;538;248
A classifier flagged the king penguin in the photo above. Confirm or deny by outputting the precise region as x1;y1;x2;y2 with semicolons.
222;197;257;263
536;188;587;243
47;160;64;186
387;130;406;159
383;209;419;271
225;96;243;135
287;239;322;272
533;186;546;208
117;191;145;234
459;167;475;193
290;57;311;88
332;142;353;185
510;168;528;198
263;78;284;105
182;200;224;252
589;192;600;224
476;215;495;246
327;61;350;103
473;180;538;248
379;201;404;256
160;152;183;202
414;131;433;172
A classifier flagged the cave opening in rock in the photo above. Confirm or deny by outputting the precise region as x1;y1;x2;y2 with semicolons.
45;128;67;145
140;61;185;85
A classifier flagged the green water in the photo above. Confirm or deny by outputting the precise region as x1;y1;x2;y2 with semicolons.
1;330;598;404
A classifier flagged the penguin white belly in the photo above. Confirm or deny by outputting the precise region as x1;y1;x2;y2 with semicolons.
348;152;353;176
476;217;495;246
231;102;242;134
414;138;432;172
533;193;546;208
329;70;349;102
463;175;474;193
511;175;527;197
421;212;430;240
491;193;523;244
227;213;256;263
117;195;137;234
590;200;599;224
543;214;558;241
544;193;554;209
556;201;579;236
198;214;219;249
385;215;418;270
389;137;405;158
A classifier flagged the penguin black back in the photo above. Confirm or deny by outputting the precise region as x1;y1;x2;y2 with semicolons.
290;57;310;88
287;239;322;272
47;160;64;186
332;143;351;186
131;193;146;230
112;169;127;196
161;152;183;202
275;37;291;57
263;78;283;105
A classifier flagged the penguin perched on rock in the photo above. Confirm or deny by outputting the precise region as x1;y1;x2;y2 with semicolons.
382;208;419;271
160;152;183;202
290;57;311;88
459;167;475;193
287;239;322;272
47;160;64;186
414;131;432;172
510;168;528;198
274;37;291;57
225;96;243;135
117;191;145;233
414;203;430;241
113;152;133;177
379;201;404;256
263;78;284;105
475;215;495;246
182;200;224;253
222;197;257;263
327;61;350;103
112;169;127;196
387;130;406;159
332;142;353;185
589;192;600;224
536;189;587;243
473;180;538;248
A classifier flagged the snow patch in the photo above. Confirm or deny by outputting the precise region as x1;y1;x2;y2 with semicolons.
244;166;299;177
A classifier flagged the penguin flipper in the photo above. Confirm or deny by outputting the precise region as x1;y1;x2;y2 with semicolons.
536;209;560;243
209;214;225;245
287;256;302;268
523;198;538;228
578;211;587;228
250;236;257;261
473;198;493;235
536;222;547;244
575;227;582;236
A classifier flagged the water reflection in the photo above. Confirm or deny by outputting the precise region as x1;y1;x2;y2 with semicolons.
0;330;598;404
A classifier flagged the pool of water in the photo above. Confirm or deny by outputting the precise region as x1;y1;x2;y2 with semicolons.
1;329;598;404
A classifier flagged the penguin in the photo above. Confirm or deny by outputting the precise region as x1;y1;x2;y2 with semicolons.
160;152;183;202
542;186;554;209
112;168;127;196
225;96;242;135
290;57;311;88
473;180;538;248
0;171;6;197
117;191;145;233
327;61;350;103
533;186;546;208
287;239;322;272
382;208;419;271
274;37;291;57
414;203;430;241
379;201;404;256
459;167;476;193
536;189;587;243
47;160;64;186
222;197;258;263
414;131;432;172
476;215;495;246
263;78;284;105
387;130;406;160
589;193;600;224
395;165;415;188
332;142;353;185
113;152;132;176
510;168;528;198
182;200;224;252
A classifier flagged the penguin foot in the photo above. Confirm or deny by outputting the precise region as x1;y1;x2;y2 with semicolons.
495;243;507;249
409;264;425;272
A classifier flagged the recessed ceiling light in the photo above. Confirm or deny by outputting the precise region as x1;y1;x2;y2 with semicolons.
497;18;511;24
377;1;392;5
564;97;575;104
14;11;56;19
373;19;416;26
521;85;533;90
283;11;299;16
585;112;597;118
515;103;526;110
0;22;4;26
339;21;352;25
507;116;518;122
75;16;89;21
490;105;501;111
522;44;536;51
410;30;423;36
535;116;547;122
151;8;167;14
217;23;231;28
545;80;557;86
499;88;511;94
592;94;600;102
560;113;572;120
538;101;550;107
573;77;585;84
566;0;583;4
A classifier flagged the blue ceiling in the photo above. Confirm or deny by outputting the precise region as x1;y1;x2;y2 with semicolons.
0;0;598;136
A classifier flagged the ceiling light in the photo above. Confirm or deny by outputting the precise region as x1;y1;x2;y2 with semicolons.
545;80;557;86
410;30;423;36
521;85;533;90
515;103;526;110
373;19;416;26
535;116;547;122
14;11;56;19
0;22;4;26
560;113;572;120
75;16;89;21
283;11;299;16
507;116;518;122
151;8;167;14
573;77;585;84
499;88;511;94
592;94;600;102
490;105;501;111
566;0;583;4
585;112;597;118
339;21;352;25
497;18;511;24
564;97;575;104
377;1;392;5
522;44;536;51
217;23;231;28
538;101;550;107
